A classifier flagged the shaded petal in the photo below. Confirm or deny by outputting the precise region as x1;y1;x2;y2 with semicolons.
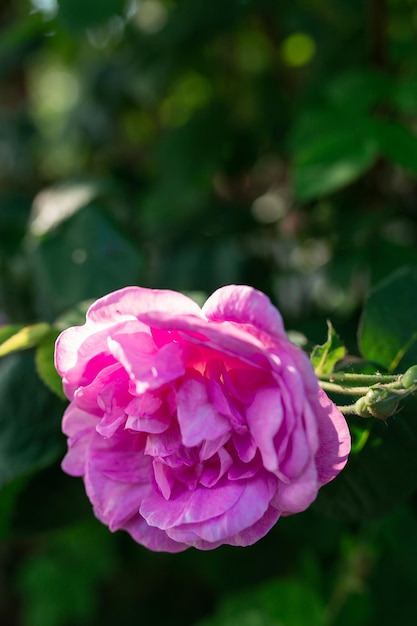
199;448;233;487
231;431;257;463
199;432;230;461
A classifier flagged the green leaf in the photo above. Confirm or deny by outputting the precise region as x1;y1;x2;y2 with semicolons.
0;352;65;488
0;324;25;345
293;125;378;201
58;0;126;31
371;120;417;174
311;321;346;376
35;332;66;400
389;77;417;115
0;323;51;357
358;267;417;371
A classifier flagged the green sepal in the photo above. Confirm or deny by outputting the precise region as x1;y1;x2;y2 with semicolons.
310;321;346;376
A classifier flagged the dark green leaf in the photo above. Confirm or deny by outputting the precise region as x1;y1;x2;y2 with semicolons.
371;120;417;174
293;125;378;201
358;267;417;371
314;402;417;521
58;0;126;31
0;352;65;487
310;320;346;376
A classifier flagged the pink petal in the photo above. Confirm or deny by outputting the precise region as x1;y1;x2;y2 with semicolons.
95;369;132;437
164;472;277;544
199;448;233;487
86;286;204;324
62;402;98;438
56;320;149;399
125;393;171;434
199;432;230;461
245;387;284;473
314;388;351;486
272;460;319;514
145;423;182;458
231;431;257;463
88;431;150;482
177;377;230;447
123;516;188;553
134;311;270;371
85;463;150;531
140;478;245;529
108;336;185;393
61;404;98;476
280;425;311;479
202;285;285;340
222;505;280;547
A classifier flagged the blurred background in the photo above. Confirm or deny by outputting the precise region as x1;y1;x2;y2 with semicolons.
2;0;417;624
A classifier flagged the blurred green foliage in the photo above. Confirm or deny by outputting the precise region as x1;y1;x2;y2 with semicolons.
3;0;417;624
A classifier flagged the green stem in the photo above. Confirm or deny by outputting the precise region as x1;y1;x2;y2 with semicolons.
319;372;398;384
319;381;370;396
337;404;361;415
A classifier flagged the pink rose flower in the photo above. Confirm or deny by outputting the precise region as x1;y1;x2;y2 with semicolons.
55;285;350;552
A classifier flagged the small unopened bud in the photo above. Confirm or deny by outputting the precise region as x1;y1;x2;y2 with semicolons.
365;387;400;420
401;365;417;389
354;396;371;418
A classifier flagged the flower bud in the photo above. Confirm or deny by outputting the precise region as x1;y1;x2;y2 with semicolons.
401;365;417;389
365;387;400;420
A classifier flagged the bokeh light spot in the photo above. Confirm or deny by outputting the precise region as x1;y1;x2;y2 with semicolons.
281;33;316;67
